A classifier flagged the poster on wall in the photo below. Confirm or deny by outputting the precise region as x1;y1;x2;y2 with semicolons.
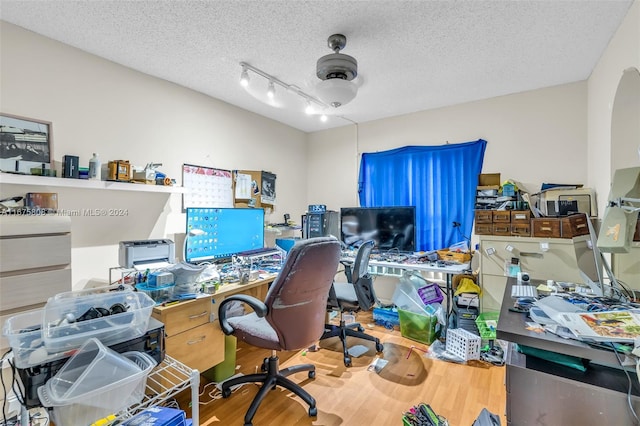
182;164;233;210
0;113;52;174
261;171;276;205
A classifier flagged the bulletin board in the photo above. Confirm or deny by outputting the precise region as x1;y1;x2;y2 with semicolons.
233;170;276;208
182;164;234;210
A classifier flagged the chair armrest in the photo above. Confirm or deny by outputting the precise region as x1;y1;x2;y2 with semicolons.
217;294;268;335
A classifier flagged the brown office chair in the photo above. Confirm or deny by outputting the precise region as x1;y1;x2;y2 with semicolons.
320;239;384;367
217;237;341;426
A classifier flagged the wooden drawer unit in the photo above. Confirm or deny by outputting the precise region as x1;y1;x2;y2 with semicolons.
511;223;531;237
152;295;224;371
166;322;224;372
474;223;493;235
510;210;531;224
560;213;589;238
157;296;211;337
475;210;493;223
492;223;511;236
492;211;511;223
531;218;561;238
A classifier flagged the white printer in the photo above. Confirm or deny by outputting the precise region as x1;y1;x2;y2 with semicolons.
119;239;176;269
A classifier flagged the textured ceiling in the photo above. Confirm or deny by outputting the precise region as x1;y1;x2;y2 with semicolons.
0;0;634;133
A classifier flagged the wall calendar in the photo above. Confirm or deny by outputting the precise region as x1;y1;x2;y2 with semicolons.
182;164;233;210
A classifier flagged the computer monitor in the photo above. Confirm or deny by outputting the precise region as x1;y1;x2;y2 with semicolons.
340;206;416;252
185;208;265;263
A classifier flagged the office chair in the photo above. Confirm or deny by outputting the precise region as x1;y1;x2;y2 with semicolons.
320;239;384;367
217;237;341;426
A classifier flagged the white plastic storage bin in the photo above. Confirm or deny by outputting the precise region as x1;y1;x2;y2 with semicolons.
37;338;156;426
445;328;481;361
42;290;154;352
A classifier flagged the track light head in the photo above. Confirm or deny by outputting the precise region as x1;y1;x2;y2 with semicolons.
267;80;275;99
240;67;250;87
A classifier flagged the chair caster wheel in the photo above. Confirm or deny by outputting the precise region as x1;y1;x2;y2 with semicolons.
376;342;384;352
308;370;316;379
222;387;231;398
344;356;352;367
309;406;318;417
244;423;253;426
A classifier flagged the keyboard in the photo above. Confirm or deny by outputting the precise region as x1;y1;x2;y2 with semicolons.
511;285;538;299
236;247;280;257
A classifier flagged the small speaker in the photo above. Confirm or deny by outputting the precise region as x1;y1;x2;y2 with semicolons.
63;155;79;178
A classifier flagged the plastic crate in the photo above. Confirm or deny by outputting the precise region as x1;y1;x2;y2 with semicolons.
398;309;439;344
417;283;444;305
372;307;400;329
475;311;500;340
445;328;481;361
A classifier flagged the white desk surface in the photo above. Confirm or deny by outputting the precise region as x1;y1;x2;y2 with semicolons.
366;259;469;274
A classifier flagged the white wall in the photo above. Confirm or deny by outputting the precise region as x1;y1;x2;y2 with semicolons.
587;0;640;213
0;22;309;287
308;81;588;237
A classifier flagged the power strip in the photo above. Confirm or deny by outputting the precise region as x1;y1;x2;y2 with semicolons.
216;373;245;392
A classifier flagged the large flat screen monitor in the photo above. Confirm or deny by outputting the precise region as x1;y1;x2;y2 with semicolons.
185;208;265;263
340;206;416;252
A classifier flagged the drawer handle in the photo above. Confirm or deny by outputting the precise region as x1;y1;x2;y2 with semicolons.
189;311;208;320
187;336;206;345
520;252;543;258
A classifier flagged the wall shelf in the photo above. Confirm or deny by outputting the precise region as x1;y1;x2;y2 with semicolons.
0;172;186;194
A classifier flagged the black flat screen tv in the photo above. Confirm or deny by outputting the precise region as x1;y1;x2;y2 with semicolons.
340;206;416;252
185;207;265;263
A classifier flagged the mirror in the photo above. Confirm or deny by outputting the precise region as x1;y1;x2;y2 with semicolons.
0;113;52;174
611;67;640;171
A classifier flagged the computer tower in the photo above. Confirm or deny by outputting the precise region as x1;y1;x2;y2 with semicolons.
302;210;339;238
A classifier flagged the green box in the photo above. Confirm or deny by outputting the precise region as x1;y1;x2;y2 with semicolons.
475;311;499;340
398;309;439;344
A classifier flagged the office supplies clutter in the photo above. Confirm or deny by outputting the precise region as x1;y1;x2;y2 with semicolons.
121;405;188;425
37;337;156;426
402;403;447;426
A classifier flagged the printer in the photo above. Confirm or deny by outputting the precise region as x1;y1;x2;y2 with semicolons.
119;239;176;269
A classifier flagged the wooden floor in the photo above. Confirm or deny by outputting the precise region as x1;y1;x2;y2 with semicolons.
179;312;507;426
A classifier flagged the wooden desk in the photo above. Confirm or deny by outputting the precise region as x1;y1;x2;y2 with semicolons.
151;274;277;372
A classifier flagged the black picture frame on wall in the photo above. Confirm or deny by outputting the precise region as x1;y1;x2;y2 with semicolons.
0;113;52;173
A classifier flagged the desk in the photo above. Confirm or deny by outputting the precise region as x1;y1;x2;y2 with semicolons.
346;257;469;330
151;275;277;372
497;277;640;425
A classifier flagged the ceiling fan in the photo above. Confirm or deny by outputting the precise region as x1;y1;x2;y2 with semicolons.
238;33;361;121
315;33;359;108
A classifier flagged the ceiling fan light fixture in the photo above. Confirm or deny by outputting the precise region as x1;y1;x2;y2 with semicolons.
316;78;357;108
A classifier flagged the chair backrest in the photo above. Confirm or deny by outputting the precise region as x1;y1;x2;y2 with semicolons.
351;240;377;309
263;237;341;350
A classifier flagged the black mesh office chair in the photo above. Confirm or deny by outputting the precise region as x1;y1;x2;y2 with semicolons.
217;237;341;426
320;239;384;366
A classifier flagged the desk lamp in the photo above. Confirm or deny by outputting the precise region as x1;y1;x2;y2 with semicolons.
597;167;640;254
183;228;206;262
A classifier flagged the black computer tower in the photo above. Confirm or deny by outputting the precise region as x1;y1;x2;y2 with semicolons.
302;211;339;239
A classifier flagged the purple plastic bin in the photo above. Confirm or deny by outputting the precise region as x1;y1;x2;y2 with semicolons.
417;283;444;305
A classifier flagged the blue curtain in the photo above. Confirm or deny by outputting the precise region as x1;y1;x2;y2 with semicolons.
358;139;487;252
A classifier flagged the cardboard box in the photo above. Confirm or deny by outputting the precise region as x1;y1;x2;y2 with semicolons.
478;173;500;188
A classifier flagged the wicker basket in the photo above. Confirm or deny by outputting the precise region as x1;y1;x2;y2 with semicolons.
437;250;471;263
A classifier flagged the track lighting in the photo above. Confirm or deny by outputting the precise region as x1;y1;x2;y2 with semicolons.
238;61;331;123
267;81;275;99
305;101;314;115
240;66;250;87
